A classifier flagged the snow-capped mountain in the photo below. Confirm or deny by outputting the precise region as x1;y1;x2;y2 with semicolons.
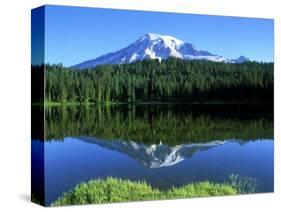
79;136;228;168
71;33;250;69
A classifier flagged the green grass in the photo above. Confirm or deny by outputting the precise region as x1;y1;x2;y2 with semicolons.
51;177;237;206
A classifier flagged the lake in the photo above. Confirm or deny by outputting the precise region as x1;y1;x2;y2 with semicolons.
32;104;274;205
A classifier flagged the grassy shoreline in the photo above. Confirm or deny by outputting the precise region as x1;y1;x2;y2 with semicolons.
51;177;237;206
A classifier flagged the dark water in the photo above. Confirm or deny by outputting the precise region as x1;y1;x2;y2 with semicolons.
32;104;274;205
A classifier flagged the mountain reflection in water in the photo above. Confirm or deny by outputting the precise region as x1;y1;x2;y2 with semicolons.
79;137;228;168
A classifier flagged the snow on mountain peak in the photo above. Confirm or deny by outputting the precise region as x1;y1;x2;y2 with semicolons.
142;33;185;46
71;33;250;69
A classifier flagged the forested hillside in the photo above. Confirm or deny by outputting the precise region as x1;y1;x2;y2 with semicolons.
39;58;273;103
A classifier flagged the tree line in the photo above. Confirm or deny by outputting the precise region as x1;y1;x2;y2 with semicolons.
40;58;274;103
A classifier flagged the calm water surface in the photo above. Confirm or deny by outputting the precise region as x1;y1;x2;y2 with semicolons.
32;104;274;205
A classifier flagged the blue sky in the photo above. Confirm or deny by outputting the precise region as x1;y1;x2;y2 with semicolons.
43;5;274;66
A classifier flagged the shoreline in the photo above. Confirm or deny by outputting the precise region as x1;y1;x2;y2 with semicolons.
32;100;273;107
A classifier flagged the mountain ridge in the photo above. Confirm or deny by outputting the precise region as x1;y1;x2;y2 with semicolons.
71;33;250;69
